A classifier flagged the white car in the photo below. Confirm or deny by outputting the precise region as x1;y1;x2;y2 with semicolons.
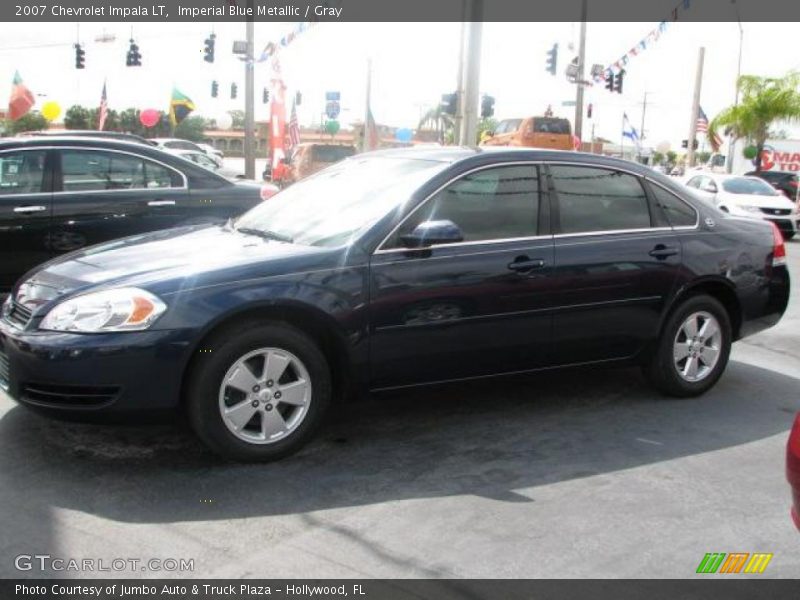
198;142;224;161
684;172;799;239
150;138;224;167
167;149;245;180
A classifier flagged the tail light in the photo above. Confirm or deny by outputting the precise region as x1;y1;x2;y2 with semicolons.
260;184;278;201
770;221;787;267
790;414;800;458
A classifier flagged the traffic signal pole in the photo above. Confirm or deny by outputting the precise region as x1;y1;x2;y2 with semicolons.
573;0;587;143
458;0;482;146
244;0;255;180
686;46;705;167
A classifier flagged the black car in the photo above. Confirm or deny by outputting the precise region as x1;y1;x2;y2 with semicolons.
19;130;155;145
746;170;799;201
0;148;790;461
0;136;275;291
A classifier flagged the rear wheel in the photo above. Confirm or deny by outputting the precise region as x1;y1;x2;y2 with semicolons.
186;322;331;461
644;295;732;397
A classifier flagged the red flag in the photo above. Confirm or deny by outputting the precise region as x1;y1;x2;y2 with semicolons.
97;81;108;131
8;71;34;121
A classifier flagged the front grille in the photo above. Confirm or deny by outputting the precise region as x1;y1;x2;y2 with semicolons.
21;383;121;408
760;207;792;216
0;348;9;391
5;301;33;329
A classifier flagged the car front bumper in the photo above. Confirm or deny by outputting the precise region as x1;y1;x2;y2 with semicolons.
0;319;196;416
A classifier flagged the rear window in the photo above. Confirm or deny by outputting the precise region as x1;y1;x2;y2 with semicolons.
311;145;356;163
721;177;779;196
532;118;571;134
494;119;523;135
0;150;47;195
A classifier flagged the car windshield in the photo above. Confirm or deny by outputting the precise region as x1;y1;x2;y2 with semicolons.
721;177;779;195
233;156;448;247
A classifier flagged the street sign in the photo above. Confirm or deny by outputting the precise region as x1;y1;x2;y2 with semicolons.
325;100;341;119
325;91;340;101
562;100;576;107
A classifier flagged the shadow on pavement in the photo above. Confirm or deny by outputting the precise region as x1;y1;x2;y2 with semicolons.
0;360;797;542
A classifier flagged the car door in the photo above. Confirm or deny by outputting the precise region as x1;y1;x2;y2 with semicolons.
368;163;554;389
50;148;189;254
0;148;53;291
546;163;682;365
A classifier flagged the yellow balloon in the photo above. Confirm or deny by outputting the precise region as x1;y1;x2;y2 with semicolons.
41;101;61;122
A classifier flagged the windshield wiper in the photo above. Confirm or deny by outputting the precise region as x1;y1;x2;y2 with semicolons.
236;227;294;243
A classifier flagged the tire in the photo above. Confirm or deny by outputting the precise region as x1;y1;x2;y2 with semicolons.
186;321;331;462
644;294;732;398
784;231;796;240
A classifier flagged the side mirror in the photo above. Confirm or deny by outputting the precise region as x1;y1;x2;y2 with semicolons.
400;220;464;248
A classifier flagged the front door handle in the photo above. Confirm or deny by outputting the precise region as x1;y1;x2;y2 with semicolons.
147;200;176;207
508;257;546;272
649;244;679;259
13;205;47;214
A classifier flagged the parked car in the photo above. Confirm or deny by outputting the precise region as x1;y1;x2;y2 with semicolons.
167;149;259;183
197;142;224;161
150;138;223;167
745;170;799;202
480;117;573;150
0;148;789;461
684;173;799;239
0;136;276;291
264;143;357;185
788;413;800;530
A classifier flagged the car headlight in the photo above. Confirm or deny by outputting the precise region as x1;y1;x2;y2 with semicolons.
40;288;167;333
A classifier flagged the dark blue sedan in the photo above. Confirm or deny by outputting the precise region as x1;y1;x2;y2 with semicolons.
0;148;790;461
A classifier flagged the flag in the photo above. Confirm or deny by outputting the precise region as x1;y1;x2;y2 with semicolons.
169;87;195;127
364;107;378;151
8;71;35;121
97;81;108;131
288;99;300;149
622;112;641;153
697;106;723;151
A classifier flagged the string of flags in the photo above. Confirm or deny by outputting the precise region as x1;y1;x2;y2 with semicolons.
594;0;694;84
256;22;317;63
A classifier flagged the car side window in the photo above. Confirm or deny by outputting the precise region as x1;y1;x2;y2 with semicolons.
387;165;540;246
550;165;652;234
650;183;698;227
60;150;182;192
0;150;47;195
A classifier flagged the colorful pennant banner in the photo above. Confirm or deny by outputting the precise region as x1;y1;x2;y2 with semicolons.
256;21;317;63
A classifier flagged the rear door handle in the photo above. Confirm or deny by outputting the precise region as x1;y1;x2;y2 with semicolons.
13;205;47;214
147;200;175;207
649;244;679;259
508;257;546;272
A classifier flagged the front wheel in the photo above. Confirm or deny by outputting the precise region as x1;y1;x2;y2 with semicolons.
644;295;732;397
186;322;331;462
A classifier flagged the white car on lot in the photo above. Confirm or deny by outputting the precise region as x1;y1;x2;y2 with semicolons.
684;172;799;239
150;138;224;167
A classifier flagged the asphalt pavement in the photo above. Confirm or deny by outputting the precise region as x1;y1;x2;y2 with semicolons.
0;242;798;579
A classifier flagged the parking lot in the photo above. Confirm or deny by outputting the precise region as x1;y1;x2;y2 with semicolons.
0;241;797;580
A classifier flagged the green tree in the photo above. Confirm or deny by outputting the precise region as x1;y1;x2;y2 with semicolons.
477;117;498;144
118;108;143;135
696;151;712;164
418;106;454;145
651;151;665;165
709;71;800;171
228;109;245;129
666;150;678;165
64;105;91;129
174;116;208;141
6;111;48;134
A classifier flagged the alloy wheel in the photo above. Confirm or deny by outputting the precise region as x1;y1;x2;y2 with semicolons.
672;311;722;383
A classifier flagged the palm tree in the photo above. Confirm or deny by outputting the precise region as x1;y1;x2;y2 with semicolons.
418;106;454;144
709;72;800;171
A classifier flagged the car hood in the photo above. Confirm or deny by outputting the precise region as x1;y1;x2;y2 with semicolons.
720;191;796;208
14;225;334;310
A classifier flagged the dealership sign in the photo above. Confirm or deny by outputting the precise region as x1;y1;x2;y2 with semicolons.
759;141;800;171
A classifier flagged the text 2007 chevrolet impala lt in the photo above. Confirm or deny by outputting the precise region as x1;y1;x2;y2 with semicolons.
0;148;790;461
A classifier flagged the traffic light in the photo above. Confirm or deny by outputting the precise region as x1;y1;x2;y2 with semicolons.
262;88;269;104
681;139;699;149
480;95;495;118
74;43;85;69
613;69;625;94
126;39;142;67
605;73;615;92
546;43;558;76
587;103;593;119
203;33;216;63
441;92;457;116
231;82;238;99
295;91;302;105
211;80;219;98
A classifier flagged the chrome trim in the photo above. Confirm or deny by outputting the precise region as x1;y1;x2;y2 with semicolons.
374;234;553;256
374;161;546;255
13;206;47;213
553;227;673;239
147;200;176;207
0;145;188;192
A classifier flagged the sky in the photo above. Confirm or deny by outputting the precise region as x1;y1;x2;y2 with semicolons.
1;16;799;153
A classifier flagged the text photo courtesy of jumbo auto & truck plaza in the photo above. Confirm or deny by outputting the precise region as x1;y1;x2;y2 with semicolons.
1;0;800;599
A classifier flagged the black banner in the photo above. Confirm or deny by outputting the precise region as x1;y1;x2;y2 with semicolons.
2;0;799;22
4;580;800;600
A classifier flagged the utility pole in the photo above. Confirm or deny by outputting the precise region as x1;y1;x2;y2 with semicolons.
362;58;372;152
639;91;648;160
686;47;705;168
454;8;466;143
243;0;255;180
573;0;588;142
726;14;744;173
458;0;482;146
